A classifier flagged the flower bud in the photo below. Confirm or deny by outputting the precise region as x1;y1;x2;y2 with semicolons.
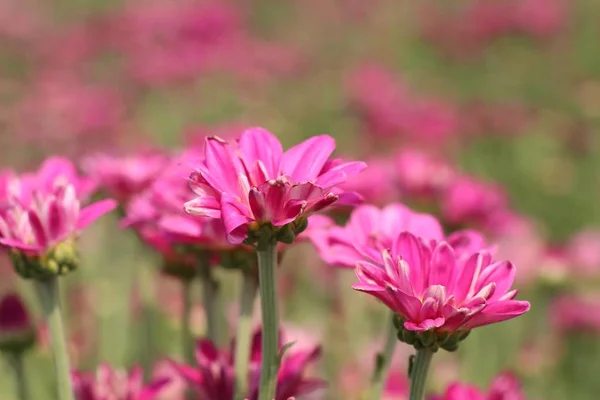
10;238;79;280
0;293;36;355
395;317;471;353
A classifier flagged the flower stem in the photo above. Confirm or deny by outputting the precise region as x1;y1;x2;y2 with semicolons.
35;278;75;400
7;353;28;400
197;253;221;345
369;312;398;399
409;348;434;400
257;244;279;400
234;270;258;400
181;278;194;365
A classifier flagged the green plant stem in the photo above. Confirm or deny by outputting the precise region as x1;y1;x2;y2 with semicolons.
257;244;279;400
234;270;259;400
409;348;434;400
369;312;398;399
7;353;28;400
181;278;194;364
35;278;75;400
198;254;221;345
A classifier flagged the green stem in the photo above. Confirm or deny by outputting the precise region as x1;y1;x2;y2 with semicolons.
234;270;259;400
257;244;279;400
7;353;28;400
198;254;221;345
181;279;194;365
369;312;398;399
35;278;75;400
409;348;434;400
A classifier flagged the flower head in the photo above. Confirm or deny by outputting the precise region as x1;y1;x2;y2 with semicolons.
0;167;116;279
72;364;168;400
430;372;526;400
353;230;529;351
0;292;35;354
171;328;324;400
550;294;600;334
184;128;366;246
82;150;168;204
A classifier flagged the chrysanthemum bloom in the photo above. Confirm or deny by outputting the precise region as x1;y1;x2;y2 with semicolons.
0;293;35;355
306;203;444;267
550;294;600;334
171;329;325;400
72;364;169;400
184;127;366;246
394;149;455;201
566;228;600;278
81;150;168;204
429;372;526;400
0;178;116;279
353;231;530;352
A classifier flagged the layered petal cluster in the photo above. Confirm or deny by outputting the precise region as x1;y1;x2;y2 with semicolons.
0;180;116;256
72;364;168;400
353;231;530;333
429;372;526;400
307;203;444;267
82;150;168;204
184;127;366;244
171;329;324;400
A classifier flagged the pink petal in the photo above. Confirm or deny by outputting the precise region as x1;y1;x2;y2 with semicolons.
476;260;516;302
464;300;531;329
393;232;427;294
281;135;336;181
221;194;251;244
184;196;221;218
314;161;367;188
77;199;117;230
203;137;241;194
158;215;202;238
452;252;492;304
0;238;41;252
428;242;456;287
238;127;282;180
335;191;363;206
27;210;47;248
404;317;445;332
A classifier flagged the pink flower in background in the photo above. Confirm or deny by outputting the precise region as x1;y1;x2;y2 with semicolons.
82;150;169;204
460;101;535;138
513;0;567;39
72;364;168;400
566;228;600;277
0;292;35;353
430;372;526;400
0;179;116;255
184;128;366;244
394;149;456;200
353;231;530;333
171;329;324;400
441;176;508;228
336;156;398;206
550;294;600;334
308;203;444;267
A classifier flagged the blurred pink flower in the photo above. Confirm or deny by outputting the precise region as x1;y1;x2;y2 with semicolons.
566;228;600;277
430;372;526;400
72;364;168;400
0;177;116;256
152;361;186;400
336;156;398;206
346;65;458;144
394;149;456;200
550;294;600;334
0;292;35;353
513;0;567;39
82;150;169;204
307;203;444;268
170;329;325;400
184;127;366;244
353;231;530;333
441;176;508;228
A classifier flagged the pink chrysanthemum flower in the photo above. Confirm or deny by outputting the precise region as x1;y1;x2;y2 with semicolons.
429;372;526;400
171;329;324;400
0;292;35;354
353;229;529;351
184;127;366;245
550;294;600;334
72;364;168;400
82;150;168;204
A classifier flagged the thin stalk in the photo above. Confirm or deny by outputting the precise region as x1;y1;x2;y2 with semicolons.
408;348;434;400
234;270;259;400
197;253;221;345
35;278;75;400
181;278;194;364
257;244;279;400
369;312;398;399
7;354;29;400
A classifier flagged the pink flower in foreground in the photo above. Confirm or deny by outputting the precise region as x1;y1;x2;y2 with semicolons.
171;329;324;400
0;181;116;256
430;372;526;400
307;203;444;267
82;150;168;204
72;364;168;400
353;230;530;349
184;127;366;244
